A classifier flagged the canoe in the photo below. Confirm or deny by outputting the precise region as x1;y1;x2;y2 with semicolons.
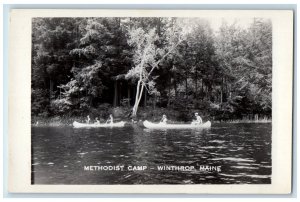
143;120;211;129
73;121;125;128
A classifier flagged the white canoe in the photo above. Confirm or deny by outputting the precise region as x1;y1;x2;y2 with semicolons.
73;121;125;128
143;120;211;129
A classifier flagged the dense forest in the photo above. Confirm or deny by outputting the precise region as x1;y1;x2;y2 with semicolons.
31;17;272;122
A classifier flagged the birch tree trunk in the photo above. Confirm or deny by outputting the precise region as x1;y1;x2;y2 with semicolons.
132;81;145;117
128;22;187;117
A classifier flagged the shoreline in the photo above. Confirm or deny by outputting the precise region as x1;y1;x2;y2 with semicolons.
31;117;272;127
31;106;271;126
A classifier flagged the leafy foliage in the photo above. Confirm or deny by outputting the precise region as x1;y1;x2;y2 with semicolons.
32;17;272;120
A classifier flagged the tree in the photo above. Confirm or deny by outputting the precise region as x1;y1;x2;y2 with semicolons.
31;17;272;121
32;18;79;116
52;17;132;113
126;18;192;117
214;19;272;119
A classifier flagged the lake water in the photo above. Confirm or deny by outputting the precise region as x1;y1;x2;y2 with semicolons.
31;123;271;184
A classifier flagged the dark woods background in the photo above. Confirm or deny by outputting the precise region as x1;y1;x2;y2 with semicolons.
31;17;272;122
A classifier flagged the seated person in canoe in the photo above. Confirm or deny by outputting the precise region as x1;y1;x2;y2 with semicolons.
106;114;114;124
159;114;168;125
191;112;202;125
86;115;91;124
95;117;100;125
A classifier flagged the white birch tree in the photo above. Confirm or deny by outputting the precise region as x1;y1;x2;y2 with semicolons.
126;18;193;117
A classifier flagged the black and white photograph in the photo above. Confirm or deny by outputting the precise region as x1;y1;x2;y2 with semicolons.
31;16;273;185
7;8;293;193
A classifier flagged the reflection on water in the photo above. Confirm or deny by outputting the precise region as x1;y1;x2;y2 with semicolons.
31;123;271;184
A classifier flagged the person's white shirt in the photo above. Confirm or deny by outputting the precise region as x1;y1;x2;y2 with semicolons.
160;115;167;124
196;115;202;124
192;113;202;125
86;115;90;124
106;115;113;124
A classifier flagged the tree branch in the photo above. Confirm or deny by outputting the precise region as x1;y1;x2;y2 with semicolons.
148;39;183;77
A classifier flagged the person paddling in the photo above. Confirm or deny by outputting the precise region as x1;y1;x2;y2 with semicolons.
160;114;168;124
86;115;91;124
95;117;100;125
106;114;114;124
192;112;202;125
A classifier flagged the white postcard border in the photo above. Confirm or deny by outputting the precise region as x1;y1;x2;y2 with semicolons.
8;9;293;194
